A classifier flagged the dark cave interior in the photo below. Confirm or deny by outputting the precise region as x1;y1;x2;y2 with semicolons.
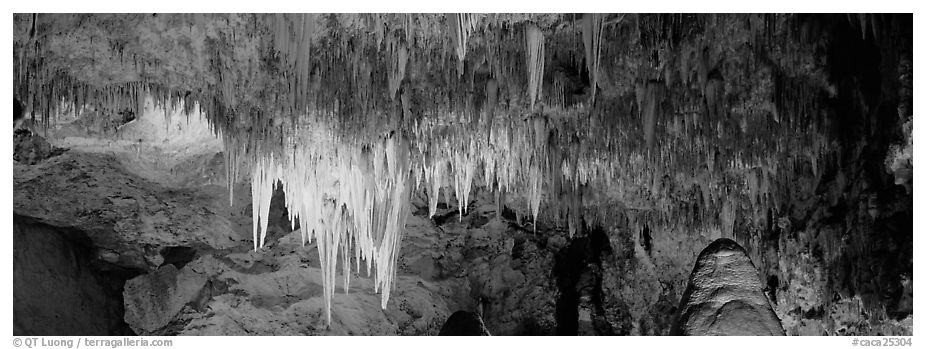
11;13;912;336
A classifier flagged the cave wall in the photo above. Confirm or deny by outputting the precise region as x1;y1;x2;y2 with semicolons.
13;217;136;336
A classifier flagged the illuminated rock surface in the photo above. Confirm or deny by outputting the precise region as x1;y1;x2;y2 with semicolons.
671;238;784;335
14;152;242;270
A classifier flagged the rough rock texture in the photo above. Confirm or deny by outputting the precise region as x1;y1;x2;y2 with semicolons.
670;238;784;336
14;151;242;270
119;185;561;335
439;311;491;335
399;189;560;335
13;130;64;164
554;213;711;336
13;217;135;335
123;263;209;334
122;235;451;335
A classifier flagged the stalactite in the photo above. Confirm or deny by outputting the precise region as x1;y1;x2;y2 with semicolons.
250;154;277;251
639;81;661;149
447;13;477;76
387;34;408;100
524;24;545;110
231;118;414;324
582;13;604;103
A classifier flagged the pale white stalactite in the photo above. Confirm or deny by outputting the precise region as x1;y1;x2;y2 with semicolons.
448;13;478;76
224;104;797;326
524;24;545;110
340;230;352;294
250;154;278;251
229;116;414;325
427;158;444;217
528;163;543;230
461;152;476;216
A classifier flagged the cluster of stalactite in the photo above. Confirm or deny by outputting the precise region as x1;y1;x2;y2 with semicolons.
15;13;888;325
216;98;838;325
405;101;836;237
222;116;413;324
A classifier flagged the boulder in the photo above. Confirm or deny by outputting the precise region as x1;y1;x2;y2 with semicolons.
123;262;210;334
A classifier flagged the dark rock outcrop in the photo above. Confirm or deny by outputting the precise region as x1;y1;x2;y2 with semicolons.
13;217;136;335
399;190;560;335
439;311;491;336
671;238;784;336
14;130;65;164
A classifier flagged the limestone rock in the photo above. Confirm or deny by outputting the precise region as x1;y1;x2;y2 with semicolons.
14;130;64;164
122;233;452;335
13;218;133;335
13;151;242;270
398;193;559;335
123;262;210;334
671;238;784;335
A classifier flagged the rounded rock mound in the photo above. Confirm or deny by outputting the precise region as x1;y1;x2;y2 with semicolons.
671;238;785;336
